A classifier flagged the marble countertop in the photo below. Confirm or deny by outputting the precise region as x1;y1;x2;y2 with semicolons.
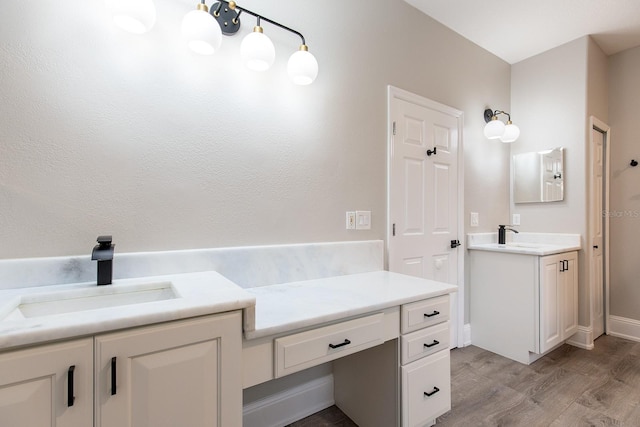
242;271;458;340
467;232;582;256
0;271;256;350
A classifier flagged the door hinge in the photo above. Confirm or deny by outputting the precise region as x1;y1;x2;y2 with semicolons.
392;121;396;136
392;223;396;236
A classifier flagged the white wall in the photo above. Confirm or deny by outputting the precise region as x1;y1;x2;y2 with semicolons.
510;37;591;325
0;0;510;260
608;45;640;321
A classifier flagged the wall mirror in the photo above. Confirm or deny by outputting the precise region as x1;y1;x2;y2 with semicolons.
513;147;564;203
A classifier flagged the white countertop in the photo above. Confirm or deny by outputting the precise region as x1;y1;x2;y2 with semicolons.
243;271;458;340
0;271;256;350
467;232;581;256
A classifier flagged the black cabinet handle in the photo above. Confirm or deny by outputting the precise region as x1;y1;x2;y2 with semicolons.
593;245;599;249
67;365;75;407
424;340;440;348
424;386;440;397
424;311;440;318
329;339;351;349
111;357;117;396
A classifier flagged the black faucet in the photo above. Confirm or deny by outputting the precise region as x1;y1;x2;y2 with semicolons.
498;225;519;244
91;235;115;286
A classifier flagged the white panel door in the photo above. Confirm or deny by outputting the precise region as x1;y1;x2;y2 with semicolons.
590;126;605;339
388;88;461;346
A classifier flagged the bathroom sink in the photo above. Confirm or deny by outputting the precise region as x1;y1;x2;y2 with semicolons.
505;242;546;248
0;281;177;321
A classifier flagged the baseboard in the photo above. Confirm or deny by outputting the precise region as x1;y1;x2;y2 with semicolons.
609;315;640;343
243;373;334;427
566;325;594;350
463;323;472;347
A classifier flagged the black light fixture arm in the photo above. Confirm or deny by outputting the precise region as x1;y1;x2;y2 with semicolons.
484;108;512;123
214;0;307;45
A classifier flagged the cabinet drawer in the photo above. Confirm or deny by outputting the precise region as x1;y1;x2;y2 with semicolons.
402;350;451;427
401;295;449;334
275;313;385;378
401;321;449;365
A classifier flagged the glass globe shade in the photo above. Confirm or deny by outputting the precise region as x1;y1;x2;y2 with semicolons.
287;49;318;85
182;9;222;55
500;123;520;143
241;30;275;71
107;0;156;34
483;119;505;140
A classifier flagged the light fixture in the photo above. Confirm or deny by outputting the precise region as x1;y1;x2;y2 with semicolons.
209;0;318;84
106;0;318;85
240;18;275;71
106;0;156;34
483;108;520;143
182;1;223;55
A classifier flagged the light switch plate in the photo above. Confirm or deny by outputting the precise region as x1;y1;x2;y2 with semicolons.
346;212;356;230
512;214;521;226
355;211;371;230
470;212;479;227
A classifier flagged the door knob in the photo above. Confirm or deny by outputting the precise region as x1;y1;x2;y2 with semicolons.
451;239;461;248
426;147;437;157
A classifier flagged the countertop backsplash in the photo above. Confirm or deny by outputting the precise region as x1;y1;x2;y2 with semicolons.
0;240;384;291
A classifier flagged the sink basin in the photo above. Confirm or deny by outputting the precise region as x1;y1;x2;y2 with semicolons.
1;281;177;320
505;242;546;248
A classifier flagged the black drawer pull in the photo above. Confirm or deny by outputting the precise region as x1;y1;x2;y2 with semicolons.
329;339;351;349
424;386;440;397
67;365;75;407
424;340;440;348
111;357;117;396
424;311;440;318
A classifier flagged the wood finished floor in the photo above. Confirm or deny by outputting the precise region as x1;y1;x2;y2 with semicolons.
287;335;640;426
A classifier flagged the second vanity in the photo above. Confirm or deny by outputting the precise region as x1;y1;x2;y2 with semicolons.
468;232;581;364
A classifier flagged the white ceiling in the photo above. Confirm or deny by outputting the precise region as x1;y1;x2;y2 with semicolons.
405;0;640;64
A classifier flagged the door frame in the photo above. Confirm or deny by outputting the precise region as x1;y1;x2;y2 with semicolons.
589;116;611;337
386;85;465;348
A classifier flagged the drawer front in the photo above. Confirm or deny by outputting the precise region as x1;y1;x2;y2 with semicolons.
401;321;449;365
275;313;385;378
402;350;451;427
401;295;449;334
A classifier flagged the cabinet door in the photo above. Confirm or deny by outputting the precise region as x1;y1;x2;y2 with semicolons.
95;312;242;427
562;252;579;338
0;338;93;427
539;255;562;353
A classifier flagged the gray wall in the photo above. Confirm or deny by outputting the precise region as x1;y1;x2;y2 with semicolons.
510;37;607;327
609;45;640;321
0;0;510;261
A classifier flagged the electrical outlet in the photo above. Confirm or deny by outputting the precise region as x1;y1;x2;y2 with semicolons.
512;214;521;226
470;212;479;227
346;212;356;230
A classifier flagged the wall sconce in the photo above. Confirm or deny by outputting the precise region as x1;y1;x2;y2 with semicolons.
483;108;520;143
107;0;318;85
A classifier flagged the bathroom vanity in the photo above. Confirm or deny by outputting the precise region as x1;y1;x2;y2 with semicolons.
468;233;581;364
0;241;457;427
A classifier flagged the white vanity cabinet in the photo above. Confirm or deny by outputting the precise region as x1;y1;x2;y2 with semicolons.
470;249;579;364
0;311;242;427
0;338;93;427
539;252;578;353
